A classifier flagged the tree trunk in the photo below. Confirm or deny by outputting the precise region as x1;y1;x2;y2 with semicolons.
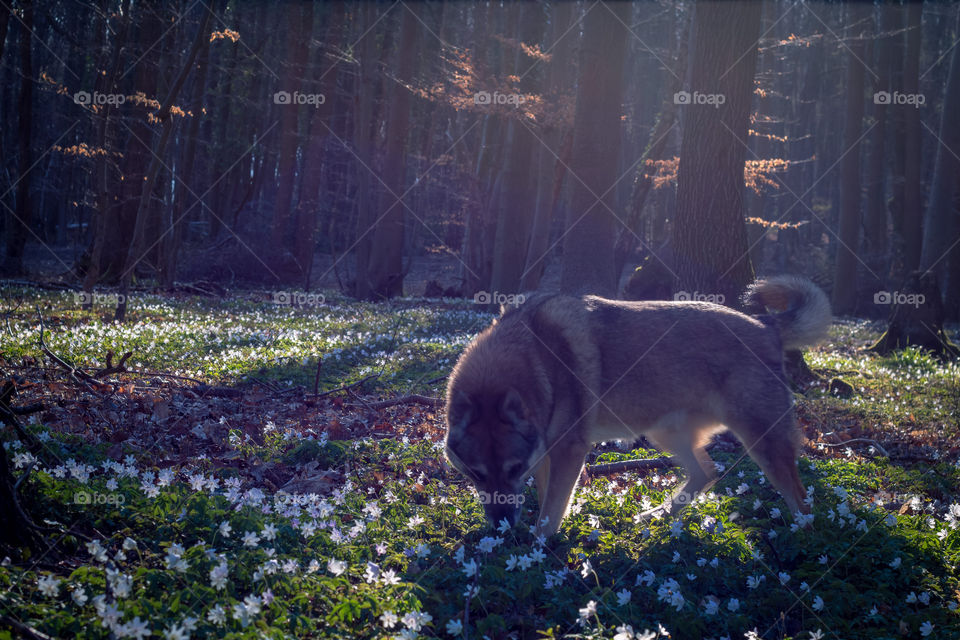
2;0;33;276
672;0;762;306
366;8;419;299
870;272;960;359
831;3;867;315
901;1;923;275
919;8;960;280
560;1;630;297
520;1;576;292
269;3;312;275
115;3;214;321
490;3;542;298
159;6;213;289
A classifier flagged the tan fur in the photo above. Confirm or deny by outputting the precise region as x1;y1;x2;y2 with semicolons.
446;278;829;536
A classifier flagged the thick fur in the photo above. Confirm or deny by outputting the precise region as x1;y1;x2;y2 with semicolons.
445;277;831;536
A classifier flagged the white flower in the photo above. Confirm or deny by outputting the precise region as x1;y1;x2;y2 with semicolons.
122;537;138;551
727;597;740;612
380;610;398;628
365;562;380;583
778;571;791;585
906;592;918;603
262;523;277;541
703;598;719;615
918;592;930;606
812;595;824;611
505;555;518;571
163;623;188;640
242;531;260;548
637;569;656;586
616;588;632;606
328;558;347;576
578;599;597;622
123;616;151;640
207;604;226;625
517;554;533;571
920;621;934;637
581;559;594;579
210;560;229;590
37;575;60;597
461;558;478;578
445;618;463;636
218;521;232;538
71;586;88;606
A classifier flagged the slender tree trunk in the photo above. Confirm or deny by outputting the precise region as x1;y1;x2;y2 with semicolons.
269;3;312;274
560;1;630;297
832;3;867;315
672;0;762;306
901;1;923;275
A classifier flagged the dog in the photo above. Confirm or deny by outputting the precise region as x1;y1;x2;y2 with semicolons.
444;276;830;536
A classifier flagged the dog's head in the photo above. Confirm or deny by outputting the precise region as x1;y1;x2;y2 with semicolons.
445;388;544;527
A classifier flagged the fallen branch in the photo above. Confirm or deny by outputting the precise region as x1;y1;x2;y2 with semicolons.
92;350;133;378
815;438;889;457
365;394;442;410
313;373;380;399
586;457;676;476
1;615;55;640
36;308;95;392
192;383;245;399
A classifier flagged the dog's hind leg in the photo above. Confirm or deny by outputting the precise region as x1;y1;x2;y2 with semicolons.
729;407;809;517
643;415;719;517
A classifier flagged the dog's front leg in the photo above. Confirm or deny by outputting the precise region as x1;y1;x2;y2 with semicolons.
534;440;590;537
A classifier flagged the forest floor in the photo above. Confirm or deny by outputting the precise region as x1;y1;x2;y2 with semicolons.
0;285;958;639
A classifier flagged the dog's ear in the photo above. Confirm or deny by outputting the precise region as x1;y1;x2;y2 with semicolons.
499;388;526;425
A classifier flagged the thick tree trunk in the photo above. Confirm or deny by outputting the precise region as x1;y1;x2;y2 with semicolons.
672;0;762;306
366;8;419;299
870;272;960;359
560;1;630;297
831;3;867;315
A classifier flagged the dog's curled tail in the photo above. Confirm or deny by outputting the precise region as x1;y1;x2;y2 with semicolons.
744;276;832;351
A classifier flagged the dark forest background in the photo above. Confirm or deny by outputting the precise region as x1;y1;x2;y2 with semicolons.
1;0;959;335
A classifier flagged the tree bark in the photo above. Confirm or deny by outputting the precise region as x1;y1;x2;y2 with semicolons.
831;3;867;315
366;8;419;299
560;1;630;298
672;0;762;306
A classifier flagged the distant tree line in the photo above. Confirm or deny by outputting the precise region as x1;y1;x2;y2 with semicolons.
1;0;958;324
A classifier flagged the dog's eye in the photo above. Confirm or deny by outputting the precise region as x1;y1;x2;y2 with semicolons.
505;462;524;477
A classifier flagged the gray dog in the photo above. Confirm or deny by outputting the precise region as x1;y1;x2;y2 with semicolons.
445;276;830;536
